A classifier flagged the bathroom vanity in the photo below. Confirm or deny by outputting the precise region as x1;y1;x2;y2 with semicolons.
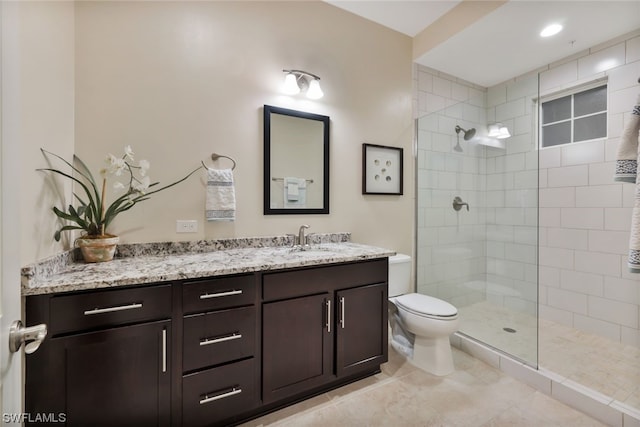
22;237;392;426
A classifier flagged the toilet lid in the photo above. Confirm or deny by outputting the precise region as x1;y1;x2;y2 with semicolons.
395;293;458;318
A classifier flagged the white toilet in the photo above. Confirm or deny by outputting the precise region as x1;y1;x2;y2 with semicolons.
388;254;459;376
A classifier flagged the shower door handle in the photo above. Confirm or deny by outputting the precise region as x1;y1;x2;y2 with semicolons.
453;196;469;211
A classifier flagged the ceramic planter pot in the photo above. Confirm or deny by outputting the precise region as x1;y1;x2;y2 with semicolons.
76;235;119;263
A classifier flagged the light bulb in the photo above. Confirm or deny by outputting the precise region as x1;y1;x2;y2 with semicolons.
306;79;324;99
497;126;511;139
488;124;501;138
283;73;300;95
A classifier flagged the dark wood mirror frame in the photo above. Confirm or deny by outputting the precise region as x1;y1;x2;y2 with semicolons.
263;105;330;215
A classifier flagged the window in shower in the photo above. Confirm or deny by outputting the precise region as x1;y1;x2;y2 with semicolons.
540;83;607;148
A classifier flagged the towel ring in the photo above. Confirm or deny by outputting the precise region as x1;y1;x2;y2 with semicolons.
201;153;236;171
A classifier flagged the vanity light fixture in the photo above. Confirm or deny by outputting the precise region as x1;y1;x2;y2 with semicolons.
282;69;324;99
488;123;511;139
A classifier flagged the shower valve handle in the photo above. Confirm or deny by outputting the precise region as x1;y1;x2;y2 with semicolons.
453;196;469;211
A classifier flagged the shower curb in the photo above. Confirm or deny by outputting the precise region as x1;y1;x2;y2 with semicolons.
452;332;640;427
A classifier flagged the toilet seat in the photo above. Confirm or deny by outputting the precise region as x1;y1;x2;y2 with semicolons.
395;293;458;319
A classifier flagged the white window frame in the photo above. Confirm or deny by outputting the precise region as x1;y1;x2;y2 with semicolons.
539;80;608;149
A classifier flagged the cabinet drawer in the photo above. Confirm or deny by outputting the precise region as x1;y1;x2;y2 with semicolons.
182;274;255;314
263;258;388;301
49;284;172;336
182;358;257;427
183;306;256;372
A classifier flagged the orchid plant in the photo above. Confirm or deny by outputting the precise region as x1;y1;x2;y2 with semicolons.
39;146;200;241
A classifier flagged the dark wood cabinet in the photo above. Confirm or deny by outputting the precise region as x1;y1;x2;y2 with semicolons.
25;284;173;427
261;259;388;406
182;358;257;427
179;274;260;426
262;292;333;404
25;257;388;426
47;321;171;426
336;282;388;377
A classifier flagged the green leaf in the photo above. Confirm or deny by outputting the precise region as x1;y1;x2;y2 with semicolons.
39;149;102;222
54;225;85;242
52;206;88;229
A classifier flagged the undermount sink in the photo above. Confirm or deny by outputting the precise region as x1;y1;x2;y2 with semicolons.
288;244;332;253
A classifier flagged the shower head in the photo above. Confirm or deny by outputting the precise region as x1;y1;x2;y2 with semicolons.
455;125;476;141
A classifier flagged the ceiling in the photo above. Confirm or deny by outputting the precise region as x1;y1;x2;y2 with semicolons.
326;1;640;87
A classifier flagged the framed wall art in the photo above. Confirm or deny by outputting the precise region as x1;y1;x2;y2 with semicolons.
362;143;403;195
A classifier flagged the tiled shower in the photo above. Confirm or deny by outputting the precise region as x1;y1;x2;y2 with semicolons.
416;71;539;365
414;29;640;419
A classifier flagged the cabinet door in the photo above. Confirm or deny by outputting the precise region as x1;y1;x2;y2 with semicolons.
336;283;388;377
262;293;333;404
33;320;171;427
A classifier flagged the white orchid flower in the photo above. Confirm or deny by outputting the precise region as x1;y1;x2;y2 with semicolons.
138;159;150;176
105;153;117;165
113;181;125;191
132;176;151;194
105;154;126;176
124;145;135;161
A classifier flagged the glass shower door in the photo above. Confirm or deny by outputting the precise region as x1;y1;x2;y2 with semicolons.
416;92;538;367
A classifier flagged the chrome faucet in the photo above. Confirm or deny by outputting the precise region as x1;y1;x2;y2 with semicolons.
298;224;310;247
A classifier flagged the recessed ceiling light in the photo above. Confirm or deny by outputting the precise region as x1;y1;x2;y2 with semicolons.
540;23;563;38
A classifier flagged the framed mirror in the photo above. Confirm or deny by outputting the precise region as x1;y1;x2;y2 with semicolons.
263;105;330;215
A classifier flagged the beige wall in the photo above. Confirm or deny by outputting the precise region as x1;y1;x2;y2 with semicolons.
25;1;414;263
7;1;76;265
6;2;411;409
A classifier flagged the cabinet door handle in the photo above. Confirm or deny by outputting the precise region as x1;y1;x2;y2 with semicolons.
325;299;331;333
83;302;142;315
199;332;242;346
161;328;167;373
200;387;242;405
199;290;242;300
340;297;345;329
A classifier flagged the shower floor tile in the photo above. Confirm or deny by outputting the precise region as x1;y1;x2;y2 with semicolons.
458;301;538;364
458;300;640;412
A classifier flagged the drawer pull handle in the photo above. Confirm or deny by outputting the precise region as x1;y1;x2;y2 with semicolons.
199;290;242;300
326;299;331;333
200;387;242;405
199;332;242;346
340;296;345;329
83;303;143;315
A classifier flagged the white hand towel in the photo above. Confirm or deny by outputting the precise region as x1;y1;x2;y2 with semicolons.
284;177;307;208
206;168;236;221
614;103;640;182
285;178;299;201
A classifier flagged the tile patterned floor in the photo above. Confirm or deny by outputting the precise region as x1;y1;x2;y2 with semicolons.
540;318;640;409
458;302;538;364
459;301;640;410
240;347;605;426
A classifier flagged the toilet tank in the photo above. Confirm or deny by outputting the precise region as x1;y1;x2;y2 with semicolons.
388;254;412;297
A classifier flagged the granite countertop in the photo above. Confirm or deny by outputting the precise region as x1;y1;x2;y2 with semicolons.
22;234;395;296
